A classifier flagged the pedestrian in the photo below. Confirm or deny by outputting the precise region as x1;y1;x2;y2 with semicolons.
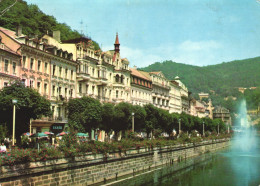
0;143;7;154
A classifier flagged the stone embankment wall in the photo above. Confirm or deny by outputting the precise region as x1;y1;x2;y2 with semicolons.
0;139;230;186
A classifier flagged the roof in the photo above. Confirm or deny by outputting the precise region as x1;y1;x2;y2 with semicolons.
0;27;17;38
149;71;161;75
170;80;179;86
62;37;91;43
138;71;152;80
130;68;151;81
115;33;119;45
0;43;20;56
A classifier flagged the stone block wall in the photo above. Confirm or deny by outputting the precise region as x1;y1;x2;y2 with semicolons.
0;140;230;186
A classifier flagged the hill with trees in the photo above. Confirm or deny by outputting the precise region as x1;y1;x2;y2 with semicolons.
0;0;100;50
140;57;260;98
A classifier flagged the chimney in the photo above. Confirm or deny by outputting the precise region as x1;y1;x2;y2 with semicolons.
16;25;22;37
53;30;60;42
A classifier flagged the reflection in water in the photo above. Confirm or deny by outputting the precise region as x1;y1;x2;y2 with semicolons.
113;100;260;186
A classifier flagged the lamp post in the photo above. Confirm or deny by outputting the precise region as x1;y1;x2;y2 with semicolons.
12;99;17;146
203;121;205;136
29;119;32;135
179;118;181;135
228;124;230;134
218;123;219;135
132;112;135;132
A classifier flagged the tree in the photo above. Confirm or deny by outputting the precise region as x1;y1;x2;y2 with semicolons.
0;81;51;140
131;105;146;132
111;102;132;134
100;103;114;133
68;96;102;135
144;104;160;137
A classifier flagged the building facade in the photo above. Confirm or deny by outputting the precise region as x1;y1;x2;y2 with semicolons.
213;106;232;125
130;67;152;106
169;80;182;113
0;36;21;89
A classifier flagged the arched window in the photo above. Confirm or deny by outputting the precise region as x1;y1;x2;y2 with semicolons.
121;75;124;83
115;74;120;82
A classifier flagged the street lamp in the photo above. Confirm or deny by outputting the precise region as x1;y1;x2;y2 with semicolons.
12;99;17;146
203;121;205;136
179;118;181;135
132;112;135;132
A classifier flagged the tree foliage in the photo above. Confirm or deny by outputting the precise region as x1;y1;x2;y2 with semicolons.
67;97;102;134
0;0;100;49
0;81;51;138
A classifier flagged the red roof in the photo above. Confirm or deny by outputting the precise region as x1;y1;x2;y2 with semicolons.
115;33;119;44
130;68;151;81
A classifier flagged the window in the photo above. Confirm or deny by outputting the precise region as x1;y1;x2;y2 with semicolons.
85;64;88;74
37;82;41;91
121;75;124;83
71;70;73;79
22;56;26;67
92;68;94;76
58;87;61;95
4;59;8;72
44;83;47;94
38;60;41;71
30;80;34;88
65;88;67;97
115;75;119;82
22;79;26;86
79;83;82;93
116;90;119;98
86;84;89;94
30;58;34;70
70;89;73;97
92;86;95;94
59;66;62;77
12;62;16;75
53;65;56;76
65;69;68;79
45;63;48;73
52;85;55;96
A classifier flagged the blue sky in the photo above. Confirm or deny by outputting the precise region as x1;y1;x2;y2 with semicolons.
25;0;260;67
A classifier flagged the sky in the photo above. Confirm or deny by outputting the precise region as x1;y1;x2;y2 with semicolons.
25;0;260;68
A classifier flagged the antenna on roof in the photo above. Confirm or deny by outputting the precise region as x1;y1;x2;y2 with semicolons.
85;25;88;38
80;20;83;36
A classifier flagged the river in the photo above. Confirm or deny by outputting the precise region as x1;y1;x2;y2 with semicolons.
109;137;260;186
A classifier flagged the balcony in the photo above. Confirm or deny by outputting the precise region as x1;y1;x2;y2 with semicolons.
77;72;90;81
152;81;170;90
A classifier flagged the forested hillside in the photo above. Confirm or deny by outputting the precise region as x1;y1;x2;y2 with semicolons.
0;0;100;49
140;57;260;97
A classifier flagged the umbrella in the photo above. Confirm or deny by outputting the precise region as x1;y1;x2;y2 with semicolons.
57;132;68;136
77;133;89;137
44;131;54;135
30;132;48;138
23;132;31;136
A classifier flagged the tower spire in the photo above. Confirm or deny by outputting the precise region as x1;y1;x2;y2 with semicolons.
114;32;120;53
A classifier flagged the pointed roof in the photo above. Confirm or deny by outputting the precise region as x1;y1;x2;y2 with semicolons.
115;32;119;45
